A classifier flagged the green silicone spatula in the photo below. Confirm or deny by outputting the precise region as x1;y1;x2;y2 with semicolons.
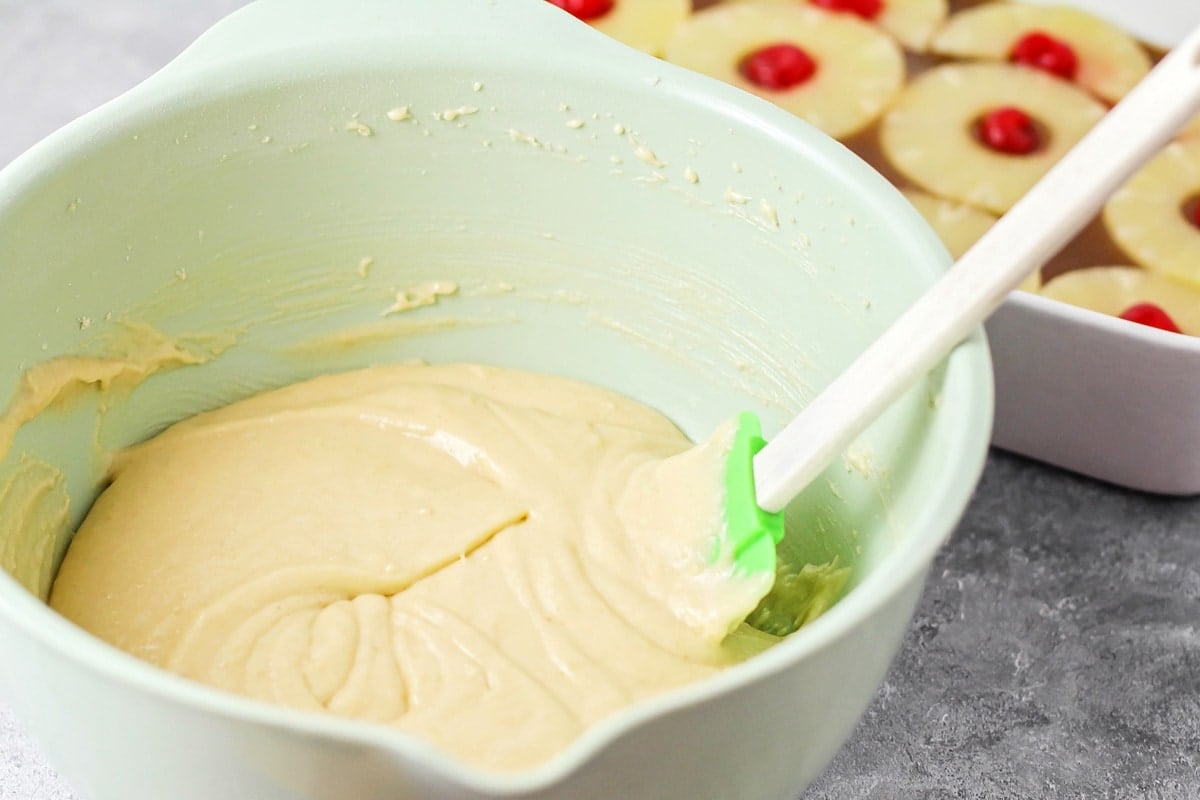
726;20;1200;577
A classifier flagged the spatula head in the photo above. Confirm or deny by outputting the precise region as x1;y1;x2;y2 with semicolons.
723;412;785;575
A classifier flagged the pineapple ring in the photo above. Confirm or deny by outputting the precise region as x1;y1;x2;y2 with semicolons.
663;2;905;140
930;3;1151;104
1040;266;1200;335
902;189;1040;291
879;62;1106;214
573;0;690;56
902;189;996;259
724;0;949;52
1103;138;1200;286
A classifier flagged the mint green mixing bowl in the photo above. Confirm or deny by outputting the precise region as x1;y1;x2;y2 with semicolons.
0;1;992;798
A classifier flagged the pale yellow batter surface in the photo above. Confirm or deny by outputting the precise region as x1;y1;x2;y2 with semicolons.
50;362;778;772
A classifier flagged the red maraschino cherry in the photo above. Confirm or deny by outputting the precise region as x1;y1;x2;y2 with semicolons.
1010;31;1079;81
1118;303;1182;333
739;43;818;91
810;0;884;21
546;0;614;22
976;107;1041;155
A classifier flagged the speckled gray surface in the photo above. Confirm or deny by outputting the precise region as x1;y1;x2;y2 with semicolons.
1;3;1198;800
804;452;1200;799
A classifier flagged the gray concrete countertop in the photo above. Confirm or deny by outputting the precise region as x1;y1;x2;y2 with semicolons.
1;3;1198;799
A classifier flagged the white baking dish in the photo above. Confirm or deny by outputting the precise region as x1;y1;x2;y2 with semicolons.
677;0;1200;494
980;0;1200;494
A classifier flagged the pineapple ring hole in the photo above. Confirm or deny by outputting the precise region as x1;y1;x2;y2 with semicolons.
738;43;819;91
1119;302;1183;333
970;106;1051;156
545;0;615;22
1009;30;1079;82
810;0;884;21
1183;194;1200;230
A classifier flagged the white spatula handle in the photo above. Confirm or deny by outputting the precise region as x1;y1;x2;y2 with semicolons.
753;22;1200;514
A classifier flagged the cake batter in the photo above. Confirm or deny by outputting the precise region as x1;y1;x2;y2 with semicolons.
49;362;779;771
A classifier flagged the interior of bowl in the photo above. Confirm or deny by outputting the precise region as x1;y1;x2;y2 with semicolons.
0;3;989;746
